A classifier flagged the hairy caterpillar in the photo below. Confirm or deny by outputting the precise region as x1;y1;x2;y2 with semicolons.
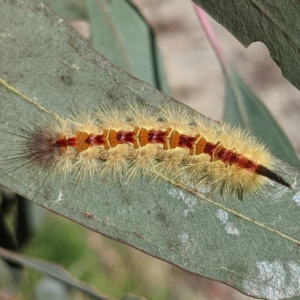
5;101;291;200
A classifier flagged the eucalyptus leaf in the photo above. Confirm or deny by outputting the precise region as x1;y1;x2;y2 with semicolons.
1;1;300;300
0;247;112;300
43;0;87;21
193;0;300;91
86;0;167;90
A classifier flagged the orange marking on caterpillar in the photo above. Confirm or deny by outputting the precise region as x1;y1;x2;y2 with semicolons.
196;136;207;155
103;129;118;149
76;131;89;152
133;127;149;148
163;128;180;150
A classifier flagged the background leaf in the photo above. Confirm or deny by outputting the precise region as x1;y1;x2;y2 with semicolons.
223;68;300;167
0;246;113;300
86;0;168;92
194;5;300;168
193;0;300;91
43;0;87;20
1;1;300;300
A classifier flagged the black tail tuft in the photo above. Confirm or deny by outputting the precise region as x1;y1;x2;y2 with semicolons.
255;165;291;189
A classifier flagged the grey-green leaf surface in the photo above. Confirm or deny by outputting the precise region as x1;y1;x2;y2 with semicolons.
223;68;300;168
193;0;300;91
43;0;87;20
0;247;113;300
285;297;300;300
1;1;300;300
